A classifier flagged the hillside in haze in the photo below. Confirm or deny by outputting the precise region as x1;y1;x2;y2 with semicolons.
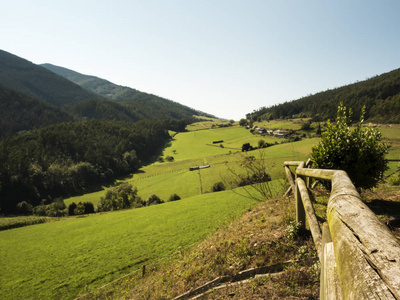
0;50;101;107
41;63;214;120
247;68;400;123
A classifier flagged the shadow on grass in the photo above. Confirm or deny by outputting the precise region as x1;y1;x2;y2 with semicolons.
366;199;400;228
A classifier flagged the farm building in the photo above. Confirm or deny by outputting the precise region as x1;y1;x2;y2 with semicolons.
273;130;288;138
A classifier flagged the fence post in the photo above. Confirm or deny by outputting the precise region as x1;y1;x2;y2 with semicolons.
295;181;306;230
320;223;342;300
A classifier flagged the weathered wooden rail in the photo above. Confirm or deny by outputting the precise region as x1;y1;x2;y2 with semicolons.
284;161;400;299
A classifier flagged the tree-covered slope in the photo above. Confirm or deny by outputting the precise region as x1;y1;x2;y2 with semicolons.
0;50;102;106
247;68;400;123
0;119;187;213
41;63;142;101
41;63;214;120
0;84;75;138
67;98;143;122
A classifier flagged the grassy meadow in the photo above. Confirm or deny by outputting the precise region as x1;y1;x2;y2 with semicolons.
65;124;315;206
2;119;399;300
0;190;259;300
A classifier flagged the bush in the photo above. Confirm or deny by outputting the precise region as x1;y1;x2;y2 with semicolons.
311;103;389;190
146;194;164;206
258;139;265;148
68;202;77;216
239;118;248;126
74;203;86;215
16;201;33;215
212;182;226;192
97;183;143;212
168;193;181;202
83;202;95;214
165;156;174;162
241;143;254;152
388;172;400;186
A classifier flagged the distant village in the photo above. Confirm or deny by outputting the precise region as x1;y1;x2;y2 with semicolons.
247;125;288;138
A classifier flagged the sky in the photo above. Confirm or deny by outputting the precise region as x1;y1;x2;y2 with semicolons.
1;0;400;120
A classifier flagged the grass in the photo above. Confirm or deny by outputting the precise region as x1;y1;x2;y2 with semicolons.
64;131;316;206
0;216;50;231
0;190;260;300
80;196;320;300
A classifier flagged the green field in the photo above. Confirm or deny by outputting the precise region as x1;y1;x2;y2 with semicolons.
0;190;260;300
65;127;316;206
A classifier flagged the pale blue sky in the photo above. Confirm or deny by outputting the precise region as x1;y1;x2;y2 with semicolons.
1;0;400;120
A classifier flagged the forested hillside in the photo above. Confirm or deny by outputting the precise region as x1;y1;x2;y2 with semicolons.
41;63;143;101
42;63;214;120
0;50;101;106
0;119;187;214
247;68;400;123
0;84;75;138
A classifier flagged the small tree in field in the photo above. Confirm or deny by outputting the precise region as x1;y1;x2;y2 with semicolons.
225;152;274;201
311;103;389;190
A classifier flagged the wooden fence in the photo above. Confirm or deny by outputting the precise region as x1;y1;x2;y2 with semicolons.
284;161;400;299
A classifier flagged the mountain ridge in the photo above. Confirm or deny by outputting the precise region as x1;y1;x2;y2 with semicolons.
247;67;400;123
0;50;102;107
41;63;214;120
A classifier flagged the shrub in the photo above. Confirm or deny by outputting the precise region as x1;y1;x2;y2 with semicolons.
16;201;33;215
68;202;77;216
74;203;86;215
258;139;265;148
34;205;47;216
168;193;181;202
311;103;390;190
388;172;400;186
83;202;95;214
241;143;253;152
165;156;174;162
239;118;248;126
212;182;226;192
301;121;313;131
146;194;164;206
97;183;143;212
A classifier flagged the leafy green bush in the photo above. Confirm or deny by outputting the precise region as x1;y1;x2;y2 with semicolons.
311;103;390;189
68;202;77;216
15;201;33;215
146;194;164;206
212;182;226;192
97;183;143;212
165;155;174;162
168;193;181;202
388;172;400;186
241;143;254;152
74;203;86;215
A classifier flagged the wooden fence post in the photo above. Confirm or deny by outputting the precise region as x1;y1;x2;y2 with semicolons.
320;223;342;300
295;181;306;230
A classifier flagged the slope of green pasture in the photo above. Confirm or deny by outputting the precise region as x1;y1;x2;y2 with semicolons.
0;191;258;300
131;139;316;200
64;138;317;205
254;119;304;130
379;125;400;173
162;127;250;160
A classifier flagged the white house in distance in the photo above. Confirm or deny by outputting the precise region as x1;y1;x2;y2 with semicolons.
273;129;288;138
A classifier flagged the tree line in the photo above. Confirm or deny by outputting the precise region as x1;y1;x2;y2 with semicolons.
247;68;400;123
0;119;188;214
